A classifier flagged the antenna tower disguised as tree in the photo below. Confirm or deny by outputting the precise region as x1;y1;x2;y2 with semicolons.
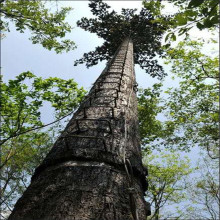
9;1;168;219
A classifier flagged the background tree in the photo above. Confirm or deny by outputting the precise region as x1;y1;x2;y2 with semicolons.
137;83;164;150
143;0;219;42
163;38;219;158
185;156;219;220
138;37;219;219
0;71;86;146
144;152;193;220
0;132;53;218
0;0;76;53
139;38;218;155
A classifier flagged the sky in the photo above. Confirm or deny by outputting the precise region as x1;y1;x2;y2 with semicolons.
0;1;183;124
2;1;216;90
2;0;217;166
1;1;161;127
2;1;142;85
2;1;180;90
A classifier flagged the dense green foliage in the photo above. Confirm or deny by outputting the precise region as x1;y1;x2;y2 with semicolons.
138;83;164;149
1;72;86;146
138;37;219;219
0;73;86;215
0;0;76;53
75;0;171;79
164;39;218;157
144;152;193;220
144;0;219;42
139;38;218;155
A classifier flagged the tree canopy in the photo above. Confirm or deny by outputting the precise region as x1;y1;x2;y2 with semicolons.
0;0;76;53
138;37;219;219
164;38;218;157
144;0;219;42
139;38;218;155
74;0;171;79
144;152;193;220
1;72;86;147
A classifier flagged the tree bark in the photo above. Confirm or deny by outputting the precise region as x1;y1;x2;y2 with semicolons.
9;38;150;220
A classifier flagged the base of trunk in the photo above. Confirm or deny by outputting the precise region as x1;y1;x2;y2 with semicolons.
9;161;149;220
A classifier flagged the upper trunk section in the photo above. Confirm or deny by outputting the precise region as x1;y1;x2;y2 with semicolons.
33;38;147;189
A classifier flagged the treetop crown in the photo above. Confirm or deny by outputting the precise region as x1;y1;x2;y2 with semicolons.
75;0;170;79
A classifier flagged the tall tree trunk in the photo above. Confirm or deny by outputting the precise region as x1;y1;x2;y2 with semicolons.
9;38;151;220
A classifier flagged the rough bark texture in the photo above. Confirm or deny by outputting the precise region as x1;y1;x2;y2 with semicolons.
9;38;150;220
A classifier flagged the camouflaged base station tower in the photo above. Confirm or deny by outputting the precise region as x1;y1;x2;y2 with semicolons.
9;38;151;220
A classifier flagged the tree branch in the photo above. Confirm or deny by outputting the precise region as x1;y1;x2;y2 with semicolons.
0;109;75;146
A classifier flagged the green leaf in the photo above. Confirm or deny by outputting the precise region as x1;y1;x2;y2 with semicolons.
210;15;219;25
163;43;171;49
165;33;172;42
201;7;209;16
1;1;75;53
171;33;176;41
203;18;214;28
176;14;188;26
188;0;205;8
196;22;204;30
